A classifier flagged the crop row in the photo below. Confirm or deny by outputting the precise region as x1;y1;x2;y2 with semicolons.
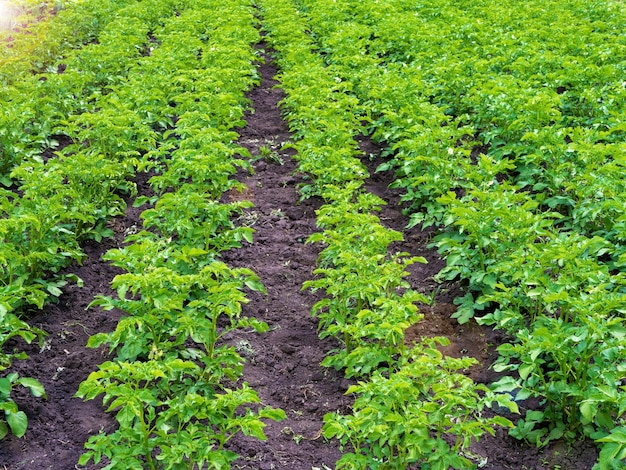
258;0;518;468
0;0;160;439
292;0;626;466
67;0;287;468
0;0;146;173
0;0;138;80
1;0;285;466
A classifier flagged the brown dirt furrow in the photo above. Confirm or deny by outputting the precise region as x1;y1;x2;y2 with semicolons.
221;46;349;469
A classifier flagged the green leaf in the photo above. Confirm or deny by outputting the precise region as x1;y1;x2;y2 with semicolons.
491;416;514;428
596;410;614;430
0;378;11;398
77;452;93;466
6;410;27;438
87;333;112;349
242;230;253;244
239;317;269;333
133;195;153;208
243;421;266;440
518;363;533;380
451;304;474;324
259;407;286;422
244;278;266;293
17;378;46;398
46;284;63;297
491;376;518;393
515;388;532;401
597;428;626;444
65;274;84;287
607;325;626;339
580;401;597;425
525;410;545;423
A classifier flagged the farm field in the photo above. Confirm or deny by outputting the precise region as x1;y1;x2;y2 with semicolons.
0;0;624;469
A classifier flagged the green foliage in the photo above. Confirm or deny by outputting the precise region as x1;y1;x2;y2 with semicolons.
88;261;266;367
0;372;46;439
492;314;626;446
67;1;283;468
260;1;517;468
324;338;516;470
594;427;626;470
77;359;284;470
5;0;625;467
140;190;253;253
286;0;626;466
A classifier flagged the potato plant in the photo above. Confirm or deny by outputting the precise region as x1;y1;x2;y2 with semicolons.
325;338;516;470
77;359;284;470
0;309;46;439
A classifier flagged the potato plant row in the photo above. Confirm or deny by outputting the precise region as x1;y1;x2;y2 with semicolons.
258;0;518;468
1;0;286;465
0;0;107;83
69;1;287;468
292;0;626;466
0;0;147;174
0;0;166;439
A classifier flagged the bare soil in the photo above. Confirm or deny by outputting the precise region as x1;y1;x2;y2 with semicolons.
0;46;599;470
